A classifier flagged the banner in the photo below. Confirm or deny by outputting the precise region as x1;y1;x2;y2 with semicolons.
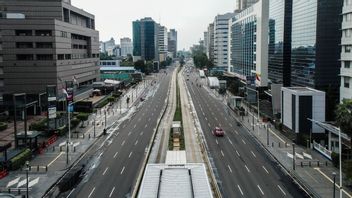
48;106;57;119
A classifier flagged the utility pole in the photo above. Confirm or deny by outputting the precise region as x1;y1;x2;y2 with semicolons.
292;143;296;170
66;139;69;165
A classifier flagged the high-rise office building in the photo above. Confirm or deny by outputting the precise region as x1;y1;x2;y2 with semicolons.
158;26;168;62
204;31;209;57
120;37;133;57
235;0;258;11
290;0;342;97
207;23;215;63
168;29;177;58
213;13;236;70
100;38;116;56
132;17;159;61
0;0;100;100
268;0;292;86
340;0;352;101
230;0;269;87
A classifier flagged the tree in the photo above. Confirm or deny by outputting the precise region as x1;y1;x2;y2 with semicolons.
77;113;89;128
134;60;145;72
335;99;352;136
193;53;208;68
100;52;113;60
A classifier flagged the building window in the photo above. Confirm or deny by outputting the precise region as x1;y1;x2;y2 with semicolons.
61;31;68;38
58;54;64;60
16;42;33;48
0;55;3;62
345;61;351;68
35;30;52;36
16;54;33;60
36;42;52;48
345;45;352;53
344;77;350;88
65;54;71;59
16;30;32;36
37;54;53;60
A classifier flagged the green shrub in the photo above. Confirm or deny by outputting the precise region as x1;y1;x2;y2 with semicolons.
107;96;115;103
29;118;47;131
10;149;32;171
96;97;110;109
70;118;80;129
0;122;8;131
77;113;89;127
57;126;67;136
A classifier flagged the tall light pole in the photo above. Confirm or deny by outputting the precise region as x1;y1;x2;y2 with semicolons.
26;161;29;198
93;113;96;138
333;172;336;198
339;128;342;198
292;143;296;170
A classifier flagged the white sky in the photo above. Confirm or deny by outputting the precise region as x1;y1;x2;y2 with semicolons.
72;0;235;50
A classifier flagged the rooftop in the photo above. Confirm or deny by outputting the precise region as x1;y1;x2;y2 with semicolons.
138;164;213;198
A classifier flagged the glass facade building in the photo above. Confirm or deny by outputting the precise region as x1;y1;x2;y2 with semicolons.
132;21;141;57
231;13;257;78
268;0;292;86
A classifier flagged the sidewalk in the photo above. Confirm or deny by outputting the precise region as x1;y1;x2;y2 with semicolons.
0;75;157;197
207;87;352;198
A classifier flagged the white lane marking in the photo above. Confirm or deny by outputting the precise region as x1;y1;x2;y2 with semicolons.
102;167;109;176
277;185;286;196
251;151;256;158
135;140;139;145
88;187;95;198
48;152;64;167
140;131;144;136
208;123;211;127
257;185;264;195
128;151;133;158
148;118;151;121
245;165;250;173
121;140;125;146
216;139;219;145
227;165;233;173
205;117;208;121
229;123;233;127
120;166;125;175
221;150;225;157
109;187;116;197
128;131;132;136
237;185;244;196
113;151;118;158
133;124;136;129
236;150;240;157
234;130;239;135
145;124;148;128
262;166;269;174
242;139;246;144
228;138;233;145
215;117;218;121
225;117;228;121
152;113;154;116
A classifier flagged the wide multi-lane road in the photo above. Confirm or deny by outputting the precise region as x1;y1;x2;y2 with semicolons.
71;67;173;198
184;69;306;198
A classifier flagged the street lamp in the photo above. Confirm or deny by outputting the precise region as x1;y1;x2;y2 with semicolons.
333;172;336;198
93;113;96;138
26;160;29;198
292;143;296;171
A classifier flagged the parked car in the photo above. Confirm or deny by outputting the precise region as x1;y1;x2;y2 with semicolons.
212;127;225;137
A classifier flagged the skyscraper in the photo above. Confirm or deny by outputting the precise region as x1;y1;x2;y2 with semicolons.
235;0;258;11
132;17;159;61
168;29;177;58
158;26;168;61
268;0;292;86
213;13;236;70
340;0;352;101
207;23;215;63
120;37;133;57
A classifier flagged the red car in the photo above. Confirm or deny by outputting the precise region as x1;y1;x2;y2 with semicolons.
212;127;225;137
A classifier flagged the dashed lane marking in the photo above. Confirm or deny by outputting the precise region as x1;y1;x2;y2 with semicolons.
245;165;250;173
109;187;116;197
88;187;95;198
251;151;256;158
113;151;118;158
277;185;286;196
242;139;246;144
128;152;133;158
102;167;109;176
120;166;125;175
228;165;233;173
237;185;244;196
262;166;269;174
221;150;225;157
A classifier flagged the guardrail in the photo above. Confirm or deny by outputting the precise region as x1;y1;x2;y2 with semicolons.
313;141;332;160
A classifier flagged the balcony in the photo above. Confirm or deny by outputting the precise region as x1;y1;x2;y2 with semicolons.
342;22;352;30
340;67;352;78
342;5;352;15
340;52;352;61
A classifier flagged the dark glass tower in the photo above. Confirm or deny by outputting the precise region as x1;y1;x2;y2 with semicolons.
268;0;292;86
132;21;141;57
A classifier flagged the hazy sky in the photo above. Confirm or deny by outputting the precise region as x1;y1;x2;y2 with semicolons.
73;0;235;50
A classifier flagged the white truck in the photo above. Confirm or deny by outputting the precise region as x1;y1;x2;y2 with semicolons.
207;77;220;89
199;70;206;78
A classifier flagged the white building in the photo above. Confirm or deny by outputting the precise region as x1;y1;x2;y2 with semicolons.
120;37;133;57
158;26;168;61
340;0;352;101
101;37;116;56
281;87;325;134
213;13;236;70
228;0;269;87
